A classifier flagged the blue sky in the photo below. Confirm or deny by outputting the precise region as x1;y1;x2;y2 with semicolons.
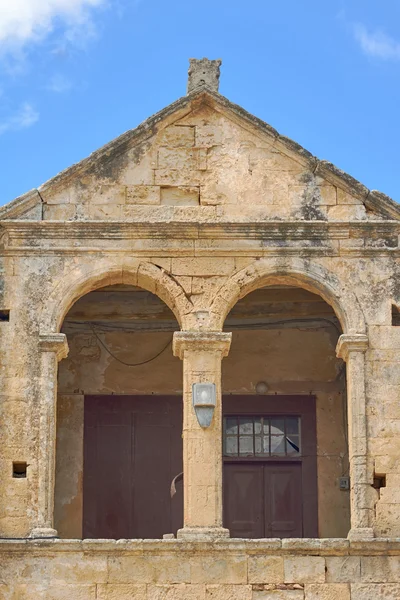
0;0;400;206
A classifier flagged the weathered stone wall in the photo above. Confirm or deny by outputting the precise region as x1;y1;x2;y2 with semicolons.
1;539;400;599
40;102;378;223
0;248;399;538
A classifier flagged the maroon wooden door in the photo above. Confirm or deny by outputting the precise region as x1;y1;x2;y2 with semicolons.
224;463;302;538
223;396;318;538
83;395;183;539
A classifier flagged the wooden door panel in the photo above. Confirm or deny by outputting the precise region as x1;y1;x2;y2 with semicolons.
265;463;303;538
223;464;264;538
83;396;182;539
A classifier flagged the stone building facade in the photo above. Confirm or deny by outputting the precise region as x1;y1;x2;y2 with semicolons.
0;59;399;599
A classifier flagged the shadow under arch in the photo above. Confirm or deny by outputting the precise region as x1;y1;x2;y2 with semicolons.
210;257;366;334
41;260;193;333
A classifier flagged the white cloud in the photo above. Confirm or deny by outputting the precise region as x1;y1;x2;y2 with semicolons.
354;24;400;61
0;102;39;135
0;0;105;52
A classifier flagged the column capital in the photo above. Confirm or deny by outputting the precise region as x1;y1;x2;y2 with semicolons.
173;331;232;360
336;334;368;362
39;333;69;361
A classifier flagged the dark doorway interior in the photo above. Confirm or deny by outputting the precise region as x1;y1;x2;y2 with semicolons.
83;395;183;539
223;396;318;538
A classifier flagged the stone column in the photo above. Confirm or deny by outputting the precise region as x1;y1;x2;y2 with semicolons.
173;331;232;540
336;333;375;540
30;333;69;538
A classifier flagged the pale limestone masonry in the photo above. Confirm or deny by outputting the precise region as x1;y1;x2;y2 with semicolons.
0;59;400;598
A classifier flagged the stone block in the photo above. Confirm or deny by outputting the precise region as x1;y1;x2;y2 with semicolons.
49;554;108;584
89;204;122;219
190;556;247;584
171;258;235;277
360;557;400;583
96;584;147;599
248;556;284;584
43;204;76;220
350;583;400;599
147;584;206;600
195;124;222;147
304;583;350;600
252;589;304;600
13;585;96;600
107;556;154;583
91;185;126;205
318;186;337;206
284;557;325;584
126;185;161;205
158;148;199;170
337;189;362;205
154;168;202;187
160;186;200;206
152;555;191;583
205;584;252;599
328;205;366;220
159;125;195;148
325;557;360;583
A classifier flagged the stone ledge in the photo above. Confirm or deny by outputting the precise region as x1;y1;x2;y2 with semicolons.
1;538;400;556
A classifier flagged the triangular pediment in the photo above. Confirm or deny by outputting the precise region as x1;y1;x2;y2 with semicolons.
1;88;399;223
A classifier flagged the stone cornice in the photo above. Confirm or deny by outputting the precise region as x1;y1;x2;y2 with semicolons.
1;219;399;242
38;333;69;361
336;334;369;362
173;331;232;359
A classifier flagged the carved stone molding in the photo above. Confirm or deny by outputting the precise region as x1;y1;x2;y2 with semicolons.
173;331;232;360
38;333;69;361
336;334;369;362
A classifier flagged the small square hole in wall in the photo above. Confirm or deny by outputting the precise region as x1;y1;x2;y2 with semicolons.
372;474;386;490
392;305;400;326
13;462;27;478
0;310;10;322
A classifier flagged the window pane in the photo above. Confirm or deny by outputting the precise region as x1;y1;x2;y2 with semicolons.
239;436;254;456
270;418;285;435
225;437;238;456
239;418;253;435
263;419;270;434
254;418;262;435
271;437;285;455
263;435;270;454
286;435;300;455
225;417;238;435
286;417;299;435
255;436;262;455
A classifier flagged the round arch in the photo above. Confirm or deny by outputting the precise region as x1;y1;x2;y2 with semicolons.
41;259;194;333
210;257;366;334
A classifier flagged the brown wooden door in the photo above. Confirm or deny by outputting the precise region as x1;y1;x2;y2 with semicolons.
83;395;183;539
265;463;302;537
224;464;264;538
224;462;302;538
223;396;318;538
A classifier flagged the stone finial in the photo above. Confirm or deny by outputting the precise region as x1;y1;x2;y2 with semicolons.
187;58;222;94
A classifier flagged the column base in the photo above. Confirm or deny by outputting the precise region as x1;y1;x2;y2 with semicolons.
30;527;58;539
177;527;230;541
347;527;374;541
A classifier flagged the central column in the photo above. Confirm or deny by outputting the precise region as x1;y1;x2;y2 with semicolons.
173;331;232;540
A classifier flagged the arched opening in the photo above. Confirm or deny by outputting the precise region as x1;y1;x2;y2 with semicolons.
221;284;350;538
54;283;183;539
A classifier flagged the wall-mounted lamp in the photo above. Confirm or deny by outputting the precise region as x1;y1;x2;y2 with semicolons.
192;383;216;428
256;381;269;394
